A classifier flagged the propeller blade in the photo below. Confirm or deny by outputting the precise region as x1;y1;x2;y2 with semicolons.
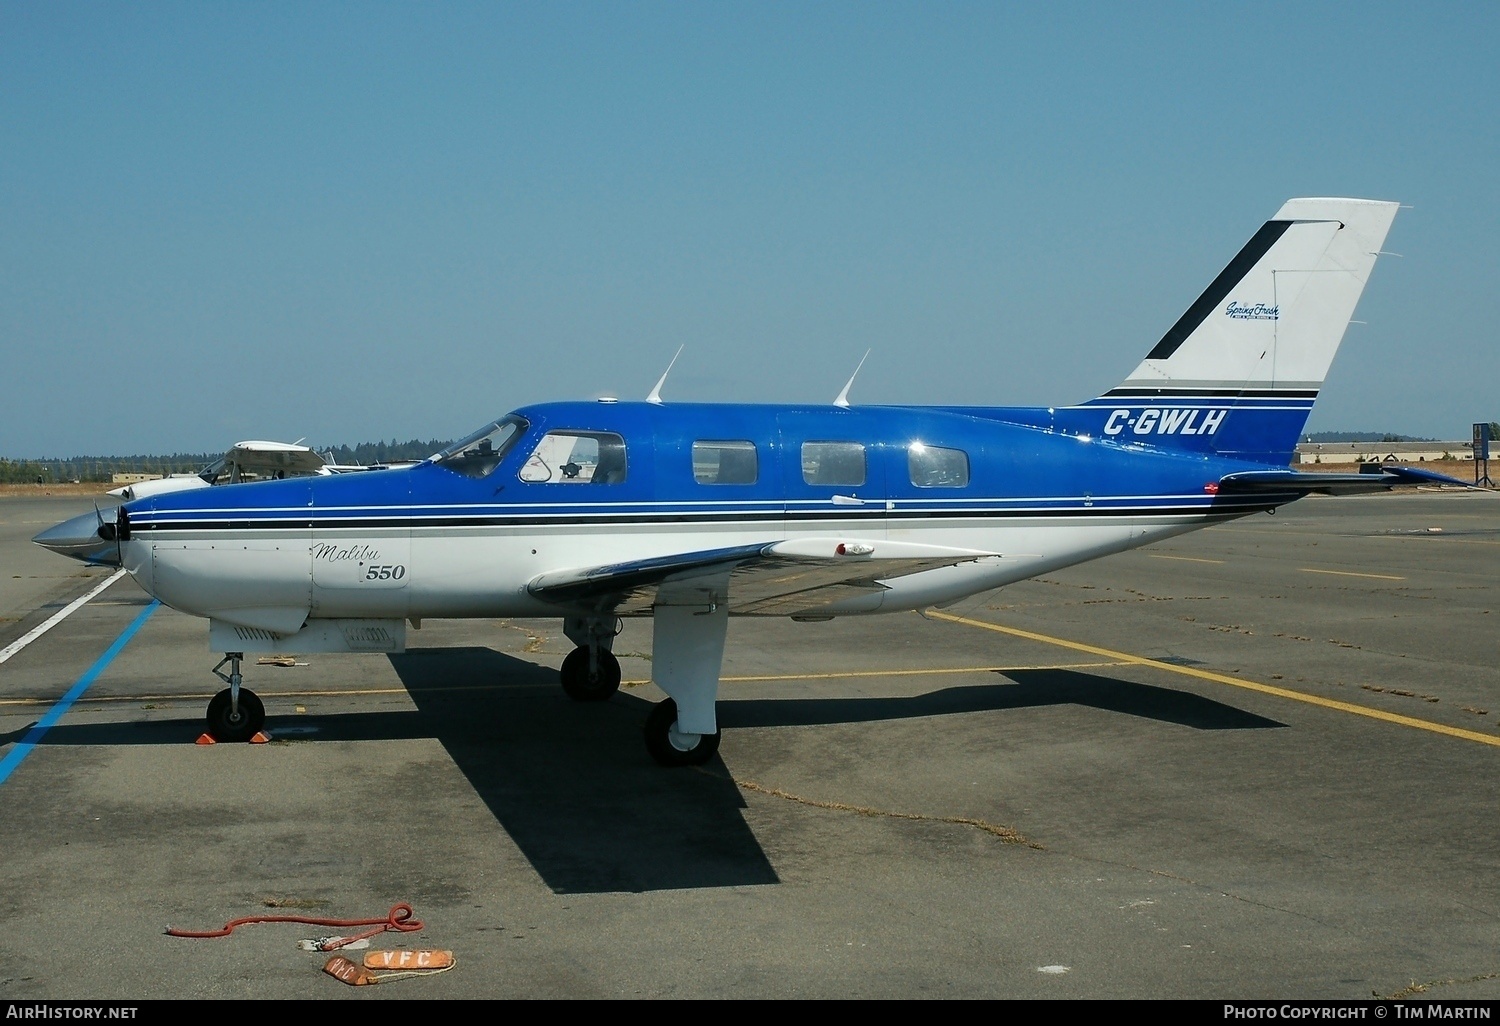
92;502;124;564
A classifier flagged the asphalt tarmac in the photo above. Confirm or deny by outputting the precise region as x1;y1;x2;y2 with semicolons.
1;489;1497;1000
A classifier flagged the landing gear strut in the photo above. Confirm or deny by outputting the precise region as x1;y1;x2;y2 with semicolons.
207;653;265;742
643;602;729;767
560;616;622;701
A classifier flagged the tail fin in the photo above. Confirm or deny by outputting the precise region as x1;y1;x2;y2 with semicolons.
1080;198;1399;466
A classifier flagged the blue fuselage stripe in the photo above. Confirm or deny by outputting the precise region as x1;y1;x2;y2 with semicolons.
0;600;160;787
125;500;1273;533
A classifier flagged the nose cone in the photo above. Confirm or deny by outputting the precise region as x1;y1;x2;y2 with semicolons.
33;509;122;566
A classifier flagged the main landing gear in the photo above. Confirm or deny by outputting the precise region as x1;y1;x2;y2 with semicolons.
640;602;730;768
560;616;622;701
643;698;721;767
207;653;266;743
558;604;730;768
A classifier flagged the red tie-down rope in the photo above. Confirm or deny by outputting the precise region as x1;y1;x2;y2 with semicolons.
166;903;423;949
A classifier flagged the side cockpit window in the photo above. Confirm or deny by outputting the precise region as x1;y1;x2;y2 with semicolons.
692;440;758;485
908;443;970;487
519;431;628;484
433;416;528;479
801;441;866;487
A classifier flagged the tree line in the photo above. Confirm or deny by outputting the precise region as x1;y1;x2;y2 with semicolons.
0;438;454;484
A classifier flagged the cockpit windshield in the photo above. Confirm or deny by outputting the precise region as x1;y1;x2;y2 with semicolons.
433;416;529;479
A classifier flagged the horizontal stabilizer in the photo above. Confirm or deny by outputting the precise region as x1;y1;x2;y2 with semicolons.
1217;466;1472;496
529;539;995;616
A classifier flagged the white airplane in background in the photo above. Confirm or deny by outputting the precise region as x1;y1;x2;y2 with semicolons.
108;439;384;501
36;197;1466;767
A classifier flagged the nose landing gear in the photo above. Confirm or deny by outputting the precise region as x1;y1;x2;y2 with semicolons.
559;646;622;701
207;653;266;742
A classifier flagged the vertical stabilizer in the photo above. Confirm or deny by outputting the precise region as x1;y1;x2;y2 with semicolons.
1078;198;1399;465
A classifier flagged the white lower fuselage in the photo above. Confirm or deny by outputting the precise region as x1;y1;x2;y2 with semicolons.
124;506;1248;635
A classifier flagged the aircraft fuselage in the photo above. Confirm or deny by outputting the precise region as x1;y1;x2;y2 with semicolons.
116;400;1277;636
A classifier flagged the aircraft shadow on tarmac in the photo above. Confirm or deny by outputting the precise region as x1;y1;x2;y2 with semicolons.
21;649;1281;894
717;668;1285;732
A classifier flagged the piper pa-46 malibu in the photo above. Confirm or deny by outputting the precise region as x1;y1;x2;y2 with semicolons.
36;197;1459;766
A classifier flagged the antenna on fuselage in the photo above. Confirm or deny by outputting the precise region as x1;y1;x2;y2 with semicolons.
833;349;871;408
646;345;684;405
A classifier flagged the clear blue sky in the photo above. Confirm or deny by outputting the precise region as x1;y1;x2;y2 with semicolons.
3;2;1496;457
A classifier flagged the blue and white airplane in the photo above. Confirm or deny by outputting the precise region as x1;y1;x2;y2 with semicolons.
36;197;1459;765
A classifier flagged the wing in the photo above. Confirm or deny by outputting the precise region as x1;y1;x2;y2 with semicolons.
225;440;329;477
1218;465;1472;496
527;538;997;617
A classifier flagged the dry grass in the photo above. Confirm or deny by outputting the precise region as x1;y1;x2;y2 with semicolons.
0;482;116;498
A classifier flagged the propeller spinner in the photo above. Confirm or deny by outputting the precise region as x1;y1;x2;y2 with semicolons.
32;504;126;566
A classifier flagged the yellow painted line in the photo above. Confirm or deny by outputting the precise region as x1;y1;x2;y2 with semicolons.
1299;568;1406;581
927;610;1500;748
715;662;1130;684
1147;554;1225;564
0;662;1134;708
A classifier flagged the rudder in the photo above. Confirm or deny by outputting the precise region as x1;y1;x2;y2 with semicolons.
1079;198;1399;466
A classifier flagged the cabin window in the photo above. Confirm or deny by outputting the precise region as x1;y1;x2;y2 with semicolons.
908;443;970;488
801;441;866;487
519;431;628;484
692;440;758;485
433;416;528;479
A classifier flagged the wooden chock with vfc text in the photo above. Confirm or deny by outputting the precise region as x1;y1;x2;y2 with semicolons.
364;949;455;970
323;950;455;985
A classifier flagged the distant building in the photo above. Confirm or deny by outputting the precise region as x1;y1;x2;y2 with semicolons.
111;472;163;484
1295;441;1472;464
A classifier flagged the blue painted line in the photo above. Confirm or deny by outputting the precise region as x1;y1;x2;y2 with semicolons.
0;599;160;786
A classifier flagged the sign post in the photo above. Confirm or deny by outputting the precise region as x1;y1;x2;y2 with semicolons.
1475;423;1492;487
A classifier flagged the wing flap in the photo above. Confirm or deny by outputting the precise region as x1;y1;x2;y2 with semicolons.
527;538;997;616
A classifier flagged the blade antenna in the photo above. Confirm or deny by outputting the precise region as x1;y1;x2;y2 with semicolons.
833;349;871;408
646;345;684;405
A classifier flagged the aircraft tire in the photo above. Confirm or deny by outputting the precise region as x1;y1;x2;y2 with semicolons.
206;687;265;743
560;647;621;701
644;698;721;767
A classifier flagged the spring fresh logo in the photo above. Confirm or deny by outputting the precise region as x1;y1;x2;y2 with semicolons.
1225;301;1278;320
